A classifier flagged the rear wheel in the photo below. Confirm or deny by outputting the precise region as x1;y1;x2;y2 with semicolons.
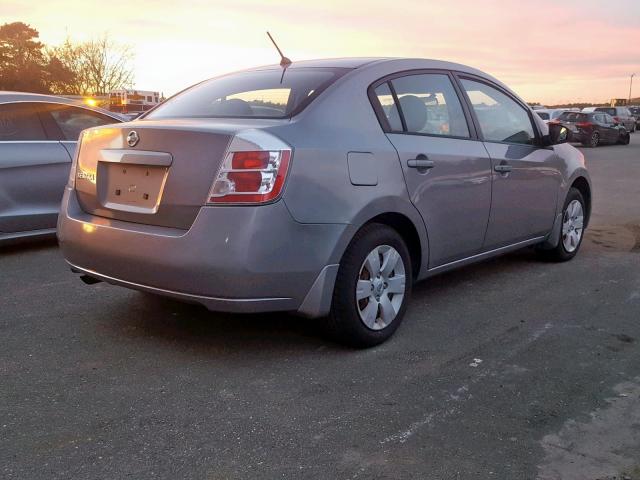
327;223;412;348
584;131;599;148
538;188;586;262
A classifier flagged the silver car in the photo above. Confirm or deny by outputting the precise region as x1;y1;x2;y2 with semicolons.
0;92;123;242
57;58;591;347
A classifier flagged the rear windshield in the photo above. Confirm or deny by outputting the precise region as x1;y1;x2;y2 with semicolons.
536;112;550;120
558;112;588;122
146;68;348;119
595;107;616;116
630;107;640;115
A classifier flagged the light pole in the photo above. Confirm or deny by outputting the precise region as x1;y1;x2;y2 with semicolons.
629;73;635;104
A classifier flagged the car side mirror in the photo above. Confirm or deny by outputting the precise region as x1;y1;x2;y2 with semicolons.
548;123;568;145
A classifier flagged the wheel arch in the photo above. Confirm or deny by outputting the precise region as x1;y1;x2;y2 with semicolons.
361;212;424;280
338;195;430;281
570;176;591;228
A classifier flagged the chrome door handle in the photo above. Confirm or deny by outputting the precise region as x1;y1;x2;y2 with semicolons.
407;156;435;169
494;164;512;173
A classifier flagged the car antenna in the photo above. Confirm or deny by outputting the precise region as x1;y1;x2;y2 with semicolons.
266;31;291;83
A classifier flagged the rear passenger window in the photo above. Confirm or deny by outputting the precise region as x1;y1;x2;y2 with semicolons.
0;103;47;141
461;78;535;145
390;74;470;137
49;106;116;141
373;83;402;131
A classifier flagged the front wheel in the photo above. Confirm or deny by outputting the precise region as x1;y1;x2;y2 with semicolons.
618;132;631;145
538;188;586;262
327;223;412;348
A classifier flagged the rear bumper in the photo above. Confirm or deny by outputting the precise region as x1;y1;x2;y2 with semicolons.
58;188;352;316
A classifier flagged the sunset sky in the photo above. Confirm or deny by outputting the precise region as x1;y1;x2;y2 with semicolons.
3;0;639;104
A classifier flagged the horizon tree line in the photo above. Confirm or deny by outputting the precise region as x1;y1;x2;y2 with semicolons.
0;21;134;96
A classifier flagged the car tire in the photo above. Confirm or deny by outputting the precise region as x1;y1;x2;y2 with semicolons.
584;131;600;148
538;188;586;262
327;223;412;348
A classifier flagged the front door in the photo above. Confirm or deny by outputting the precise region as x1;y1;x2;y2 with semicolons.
458;77;562;250
372;73;492;267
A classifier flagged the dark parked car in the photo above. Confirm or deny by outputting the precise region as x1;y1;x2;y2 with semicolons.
0;92;123;243
552;111;630;147
593;106;636;132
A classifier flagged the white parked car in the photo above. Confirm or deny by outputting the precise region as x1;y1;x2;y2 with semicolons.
535;109;568;124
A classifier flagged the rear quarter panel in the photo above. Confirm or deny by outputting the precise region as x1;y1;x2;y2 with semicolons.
267;63;434;278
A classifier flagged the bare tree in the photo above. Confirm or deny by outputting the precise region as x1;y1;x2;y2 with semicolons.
49;34;134;95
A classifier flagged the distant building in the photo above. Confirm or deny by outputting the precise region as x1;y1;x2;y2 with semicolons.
108;89;162;114
611;98;628;107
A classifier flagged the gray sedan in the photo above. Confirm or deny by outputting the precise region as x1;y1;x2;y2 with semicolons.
0;92;122;242
57;58;591;347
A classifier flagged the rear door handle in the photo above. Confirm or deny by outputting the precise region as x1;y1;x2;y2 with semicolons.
494;163;512;173
407;155;435;169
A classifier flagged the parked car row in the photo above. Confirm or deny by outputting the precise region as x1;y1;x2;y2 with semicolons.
584;106;636;132
551;111;630;147
535;104;635;147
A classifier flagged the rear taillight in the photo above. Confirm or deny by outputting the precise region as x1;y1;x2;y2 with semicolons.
613;116;620;122
576;122;593;128
207;150;291;204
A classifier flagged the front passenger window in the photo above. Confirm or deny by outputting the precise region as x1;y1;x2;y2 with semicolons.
461;79;535;145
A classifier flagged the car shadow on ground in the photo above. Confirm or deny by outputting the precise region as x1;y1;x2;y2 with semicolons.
102;247;547;353
0;235;57;254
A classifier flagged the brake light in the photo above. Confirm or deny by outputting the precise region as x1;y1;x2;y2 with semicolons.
613;116;620;122
207;150;291;204
576;122;593;128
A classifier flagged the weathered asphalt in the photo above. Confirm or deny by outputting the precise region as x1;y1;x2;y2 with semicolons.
1;136;639;479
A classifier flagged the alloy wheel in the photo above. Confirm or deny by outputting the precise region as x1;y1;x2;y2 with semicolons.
562;199;584;253
355;245;406;330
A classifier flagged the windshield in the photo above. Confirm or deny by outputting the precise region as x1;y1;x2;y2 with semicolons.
146;68;349;119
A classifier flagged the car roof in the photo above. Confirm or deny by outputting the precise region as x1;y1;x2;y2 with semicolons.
0;91;123;120
248;57;498;77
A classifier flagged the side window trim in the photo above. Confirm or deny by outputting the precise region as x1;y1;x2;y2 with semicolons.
36;104;66;141
367;69;478;140
387;81;407;132
452;72;543;147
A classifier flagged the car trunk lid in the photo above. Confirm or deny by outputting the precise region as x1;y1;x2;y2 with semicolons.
74;119;283;229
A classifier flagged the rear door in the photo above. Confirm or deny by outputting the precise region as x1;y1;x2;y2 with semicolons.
597;114;617;143
371;72;492;267
457;76;562;250
0;102;71;233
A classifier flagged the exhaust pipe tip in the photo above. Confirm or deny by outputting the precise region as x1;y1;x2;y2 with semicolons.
79;274;102;285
